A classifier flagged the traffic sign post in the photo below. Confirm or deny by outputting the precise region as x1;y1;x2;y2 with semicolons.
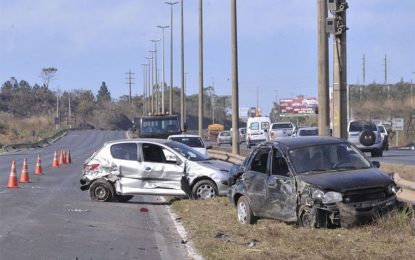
392;118;404;147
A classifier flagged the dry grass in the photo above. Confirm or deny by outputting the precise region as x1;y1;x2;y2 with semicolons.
172;198;415;260
381;163;415;182
0;113;55;145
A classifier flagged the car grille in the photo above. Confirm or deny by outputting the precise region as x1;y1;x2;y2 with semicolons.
342;187;391;203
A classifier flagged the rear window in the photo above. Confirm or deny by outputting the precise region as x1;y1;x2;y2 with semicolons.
250;122;259;130
272;123;293;129
220;131;231;136
349;122;377;132
170;137;204;148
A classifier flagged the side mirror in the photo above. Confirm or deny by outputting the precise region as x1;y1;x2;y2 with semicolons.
372;161;380;168
206;145;213;150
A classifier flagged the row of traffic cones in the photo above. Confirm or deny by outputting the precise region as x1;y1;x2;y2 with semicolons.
7;149;72;188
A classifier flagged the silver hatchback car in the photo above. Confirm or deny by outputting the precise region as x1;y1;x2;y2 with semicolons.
80;139;232;201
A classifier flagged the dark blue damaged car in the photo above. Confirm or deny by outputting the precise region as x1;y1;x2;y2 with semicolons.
228;136;402;228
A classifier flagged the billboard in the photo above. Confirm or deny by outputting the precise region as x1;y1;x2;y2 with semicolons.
279;97;318;115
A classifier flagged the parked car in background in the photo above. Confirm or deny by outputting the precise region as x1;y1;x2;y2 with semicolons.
347;120;383;157
239;127;247;143
80;139;232;201
291;127;318;137
246;116;271;148
217;130;232;146
270;122;295;140
168;134;211;156
377;124;389;151
228;136;401;228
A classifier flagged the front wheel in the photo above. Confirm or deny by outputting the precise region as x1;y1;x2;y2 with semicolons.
192;180;217;200
89;179;115;202
237;196;256;224
298;205;317;228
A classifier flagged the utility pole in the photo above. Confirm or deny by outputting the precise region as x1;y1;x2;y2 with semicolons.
142;63;148;116
56;88;60;130
151;39;160;114
145;57;152;115
157;25;169;114
165;1;179;115
231;0;240;154
256;86;260;116
180;0;185;130
211;77;215;124
148;51;155;114
362;54;366;85
384;54;387;85
126;70;135;105
318;0;330;136
68;93;72;128
328;0;348;138
198;0;204;137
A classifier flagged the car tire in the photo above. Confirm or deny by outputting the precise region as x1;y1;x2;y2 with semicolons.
89;179;115;202
192;180;217;200
359;130;376;147
298;205;317;228
237;196;256;224
115;195;134;202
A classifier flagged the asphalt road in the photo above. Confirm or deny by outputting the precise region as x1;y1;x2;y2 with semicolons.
0;130;188;260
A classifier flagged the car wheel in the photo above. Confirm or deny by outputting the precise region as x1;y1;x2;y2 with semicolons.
192;180;217;200
89;179;115;202
359;130;376;147
237;196;256;224
115;195;134;202
299;205;317;228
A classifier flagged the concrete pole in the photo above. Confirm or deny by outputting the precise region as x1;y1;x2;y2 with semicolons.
231;0;240;154
148;52;155;115
151;40;160;114
332;1;348;139
165;1;179;115
180;0;185;130
142;64;148;116
317;0;330;136
158;26;169;114
198;0;204;137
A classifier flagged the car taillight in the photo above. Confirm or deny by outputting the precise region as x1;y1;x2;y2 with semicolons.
84;163;100;171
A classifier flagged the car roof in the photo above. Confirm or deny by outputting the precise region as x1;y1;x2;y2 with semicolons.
168;134;202;138
103;138;172;146
273;136;345;149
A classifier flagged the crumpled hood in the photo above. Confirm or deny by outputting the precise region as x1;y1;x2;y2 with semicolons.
297;168;393;193
194;159;232;172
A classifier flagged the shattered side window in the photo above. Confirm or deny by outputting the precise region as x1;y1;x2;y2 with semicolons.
250;148;270;174
110;143;138;161
271;149;289;176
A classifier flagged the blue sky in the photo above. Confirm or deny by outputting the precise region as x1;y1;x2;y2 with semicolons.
1;0;414;115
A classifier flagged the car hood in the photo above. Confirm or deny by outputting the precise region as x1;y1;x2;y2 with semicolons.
196;159;232;172
297;168;392;193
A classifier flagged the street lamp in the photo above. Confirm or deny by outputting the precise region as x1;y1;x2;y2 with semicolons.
157;25;169;114
146;54;154;114
165;1;179;115
180;0;185;130
141;63;149;116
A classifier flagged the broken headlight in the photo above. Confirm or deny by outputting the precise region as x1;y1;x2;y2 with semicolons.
388;184;399;194
313;190;343;204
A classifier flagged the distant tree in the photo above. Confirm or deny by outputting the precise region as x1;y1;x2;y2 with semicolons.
77;90;95;125
40;67;58;88
97;81;111;104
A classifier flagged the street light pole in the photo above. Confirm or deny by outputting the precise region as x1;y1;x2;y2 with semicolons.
141;63;148;116
157;25;169;114
180;0;185;130
151;39;160;114
231;0;240;154
165;1;179;115
145;57;152;115
147;53;155;115
198;0;204;137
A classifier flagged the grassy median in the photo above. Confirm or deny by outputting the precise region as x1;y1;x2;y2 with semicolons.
172;164;415;260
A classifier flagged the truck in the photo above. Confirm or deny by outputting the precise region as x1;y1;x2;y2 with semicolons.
133;114;182;139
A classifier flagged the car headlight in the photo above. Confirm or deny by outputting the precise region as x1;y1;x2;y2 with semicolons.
322;191;343;204
312;190;342;204
388;184;399;194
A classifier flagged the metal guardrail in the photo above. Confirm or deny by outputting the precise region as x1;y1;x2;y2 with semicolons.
208;149;245;164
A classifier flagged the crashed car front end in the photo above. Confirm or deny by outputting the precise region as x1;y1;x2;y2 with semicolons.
296;176;402;228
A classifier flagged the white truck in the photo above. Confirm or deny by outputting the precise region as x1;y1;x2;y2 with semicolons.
246;116;271;148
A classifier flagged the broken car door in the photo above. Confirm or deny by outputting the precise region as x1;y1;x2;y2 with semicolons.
264;148;297;222
140;142;184;194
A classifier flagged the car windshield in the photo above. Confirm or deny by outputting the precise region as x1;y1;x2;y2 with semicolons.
169;136;204;148
288;142;371;175
272;123;292;129
165;141;209;161
299;129;318;136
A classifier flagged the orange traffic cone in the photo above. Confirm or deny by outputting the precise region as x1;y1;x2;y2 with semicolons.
34;154;43;175
59;149;65;165
19;158;31;183
66;149;72;164
52;151;59;168
7;160;19;188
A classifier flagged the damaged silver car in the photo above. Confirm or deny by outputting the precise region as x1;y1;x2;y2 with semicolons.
80;139;232;201
228;136;401;228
